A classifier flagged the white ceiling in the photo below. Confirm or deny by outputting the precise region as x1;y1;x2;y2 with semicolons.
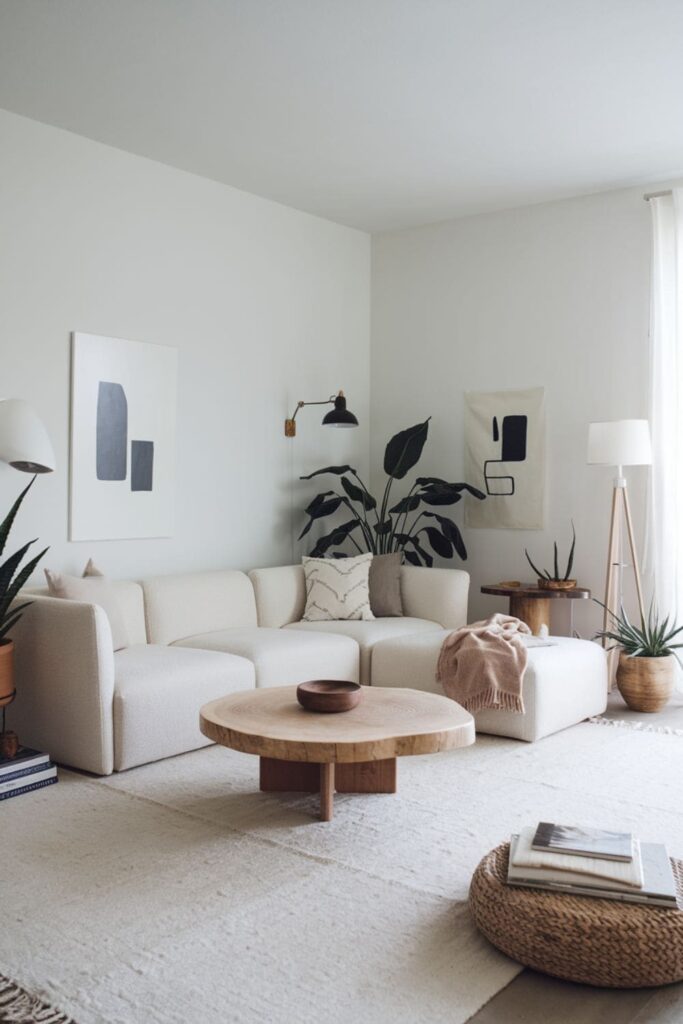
1;0;682;232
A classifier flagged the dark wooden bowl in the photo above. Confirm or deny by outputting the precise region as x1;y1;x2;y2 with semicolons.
296;680;362;714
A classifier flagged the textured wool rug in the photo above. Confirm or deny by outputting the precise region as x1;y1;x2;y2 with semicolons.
3;722;683;1024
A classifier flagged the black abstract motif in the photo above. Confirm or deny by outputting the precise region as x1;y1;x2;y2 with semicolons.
484;414;527;496
131;441;154;491
96;381;155;492
96;382;128;480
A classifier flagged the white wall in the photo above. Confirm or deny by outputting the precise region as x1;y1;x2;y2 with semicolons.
0;109;370;579
371;187;660;636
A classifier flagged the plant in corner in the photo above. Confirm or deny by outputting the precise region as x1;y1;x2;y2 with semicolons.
594;601;683;713
0;476;48;758
524;523;577;590
298;418;485;564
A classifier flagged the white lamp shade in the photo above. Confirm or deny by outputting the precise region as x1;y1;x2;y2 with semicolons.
0;399;55;473
587;419;652;467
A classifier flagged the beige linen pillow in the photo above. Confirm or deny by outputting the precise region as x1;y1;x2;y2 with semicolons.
302;553;375;622
44;561;129;650
369;553;404;617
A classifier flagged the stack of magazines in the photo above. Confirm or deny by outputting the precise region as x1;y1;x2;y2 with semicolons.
507;822;679;909
0;747;58;801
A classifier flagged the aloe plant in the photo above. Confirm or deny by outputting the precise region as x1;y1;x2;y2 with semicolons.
525;523;576;582
0;476;48;643
298;419;485;564
594;601;683;663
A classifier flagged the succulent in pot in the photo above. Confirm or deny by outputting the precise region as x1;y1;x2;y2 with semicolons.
594;601;683;713
525;523;576;590
0;476;48;756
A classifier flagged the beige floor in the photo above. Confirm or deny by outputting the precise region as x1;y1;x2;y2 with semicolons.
469;684;683;1024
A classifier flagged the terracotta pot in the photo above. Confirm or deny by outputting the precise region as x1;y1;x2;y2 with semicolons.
616;652;675;713
0;640;15;708
537;578;577;591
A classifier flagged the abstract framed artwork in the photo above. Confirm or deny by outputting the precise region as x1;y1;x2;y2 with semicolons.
464;386;545;529
70;333;178;540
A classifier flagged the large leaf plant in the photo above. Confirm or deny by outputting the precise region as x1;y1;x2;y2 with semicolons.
0;476;48;644
299;419;485;565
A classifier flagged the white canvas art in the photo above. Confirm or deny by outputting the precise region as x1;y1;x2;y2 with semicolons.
70;333;178;540
464;386;545;529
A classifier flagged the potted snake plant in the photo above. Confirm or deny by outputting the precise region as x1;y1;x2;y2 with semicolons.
594;601;683;713
0;476;48;757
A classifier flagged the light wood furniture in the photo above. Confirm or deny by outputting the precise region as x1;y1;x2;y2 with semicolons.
200;685;475;821
470;843;683;988
481;583;591;635
602;479;646;678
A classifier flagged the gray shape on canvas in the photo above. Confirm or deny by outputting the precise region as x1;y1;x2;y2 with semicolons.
131;440;154;491
96;381;128;480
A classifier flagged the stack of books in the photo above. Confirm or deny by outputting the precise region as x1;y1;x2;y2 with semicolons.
0;746;58;801
507;821;679;909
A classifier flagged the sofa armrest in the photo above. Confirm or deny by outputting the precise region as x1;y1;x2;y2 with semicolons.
9;595;116;775
400;567;469;629
248;565;306;628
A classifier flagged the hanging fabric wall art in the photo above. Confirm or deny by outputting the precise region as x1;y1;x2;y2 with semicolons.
464;386;545;529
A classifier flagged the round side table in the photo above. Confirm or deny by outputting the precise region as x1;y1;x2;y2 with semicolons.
480;582;590;635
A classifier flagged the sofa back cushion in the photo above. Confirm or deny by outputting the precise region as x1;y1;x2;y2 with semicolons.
400;566;469;629
248;565;306;628
25;581;147;646
142;570;257;645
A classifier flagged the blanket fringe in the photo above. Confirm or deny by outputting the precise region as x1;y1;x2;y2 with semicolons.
0;975;74;1024
461;689;525;715
588;716;683;737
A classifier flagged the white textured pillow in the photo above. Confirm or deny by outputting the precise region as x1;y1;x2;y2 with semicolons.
44;562;129;651
302;554;375;622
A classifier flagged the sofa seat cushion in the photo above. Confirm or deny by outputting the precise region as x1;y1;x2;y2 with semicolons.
370;632;608;741
113;644;255;771
284;617;442;685
173;627;359;688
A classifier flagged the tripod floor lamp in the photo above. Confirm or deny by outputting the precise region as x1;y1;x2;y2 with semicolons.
587;420;652;642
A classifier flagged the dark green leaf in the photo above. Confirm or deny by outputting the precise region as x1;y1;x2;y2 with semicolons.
341;476;377;511
425;527;452;559
308;520;362;557
374;521;392;535
389;494;421;515
424;513;467;560
383;419;430;480
564;522;576;580
299;465;354;480
416;479;485;500
408;536;433;567
404;550;421;567
305;491;335;515
525;549;550;581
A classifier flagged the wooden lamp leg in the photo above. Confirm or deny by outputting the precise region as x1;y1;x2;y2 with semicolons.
622;484;646;623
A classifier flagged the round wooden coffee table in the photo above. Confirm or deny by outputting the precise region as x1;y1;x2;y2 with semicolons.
200;685;475;821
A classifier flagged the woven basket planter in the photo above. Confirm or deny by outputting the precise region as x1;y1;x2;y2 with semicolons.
469;843;683;988
617;653;675;713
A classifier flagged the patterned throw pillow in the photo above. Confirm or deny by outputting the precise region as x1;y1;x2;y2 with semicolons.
302;553;375;621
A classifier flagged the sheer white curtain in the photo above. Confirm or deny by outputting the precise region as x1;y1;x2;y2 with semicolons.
646;190;683;617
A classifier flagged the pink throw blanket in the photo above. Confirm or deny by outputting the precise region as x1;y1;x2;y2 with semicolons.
436;613;530;713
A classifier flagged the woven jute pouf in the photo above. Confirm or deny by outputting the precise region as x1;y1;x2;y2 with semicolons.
469;842;683;988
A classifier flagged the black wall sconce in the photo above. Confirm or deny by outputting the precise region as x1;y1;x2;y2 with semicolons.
284;390;359;437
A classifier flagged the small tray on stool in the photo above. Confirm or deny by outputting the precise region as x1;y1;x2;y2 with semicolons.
296;680;362;713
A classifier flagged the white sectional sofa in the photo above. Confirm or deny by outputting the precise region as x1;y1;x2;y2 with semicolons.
11;565;468;775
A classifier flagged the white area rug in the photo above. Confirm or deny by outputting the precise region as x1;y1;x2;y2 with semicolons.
3;723;683;1024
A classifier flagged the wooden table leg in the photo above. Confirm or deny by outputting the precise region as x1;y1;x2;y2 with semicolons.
320;763;334;822
509;595;550;636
